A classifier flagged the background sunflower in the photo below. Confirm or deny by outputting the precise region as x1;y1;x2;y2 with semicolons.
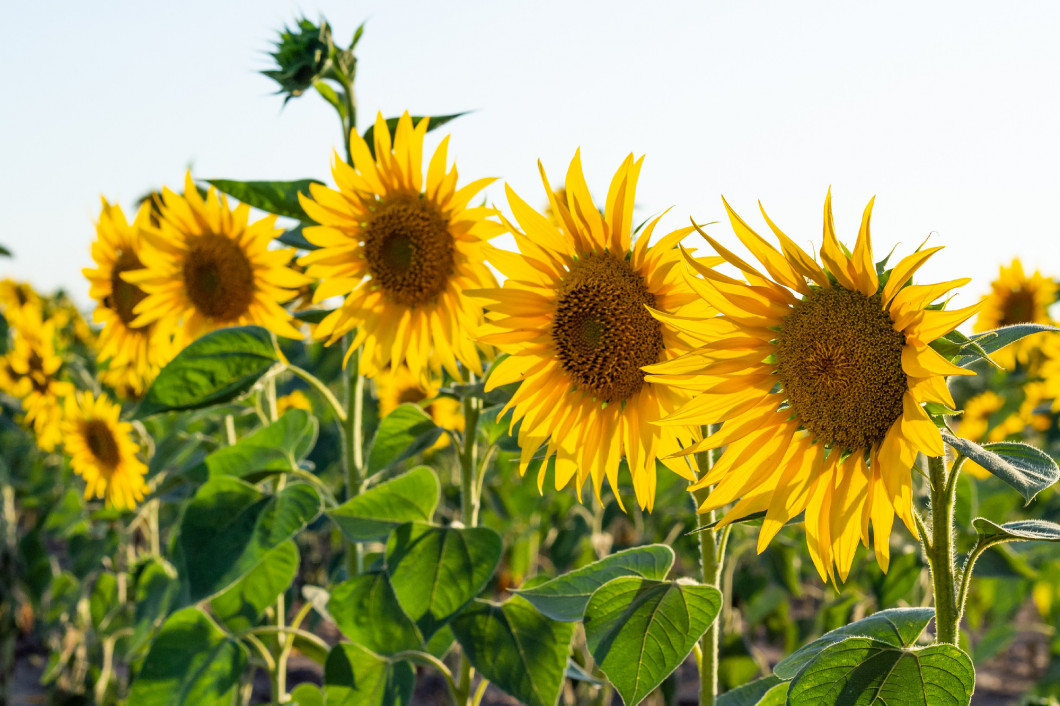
61;391;148;510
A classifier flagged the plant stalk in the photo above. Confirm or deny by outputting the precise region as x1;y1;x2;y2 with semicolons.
692;425;723;706
925;455;960;645
454;373;483;704
343;343;365;577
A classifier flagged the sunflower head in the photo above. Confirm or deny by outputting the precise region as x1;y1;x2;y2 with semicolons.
298;112;500;382
124;173;309;342
62;391;148;510
974;259;1059;368
470;151;711;510
648;190;981;582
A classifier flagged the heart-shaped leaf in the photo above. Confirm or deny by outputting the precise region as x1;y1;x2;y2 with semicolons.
514;544;674;621
584;578;721;705
189;409;317;482
327;466;439;542
367;404;442;474
136;326;280;417
328;571;422;655
210;539;299;632
942;432;1059;503
177;477;320;602
128;607;247;705
386;522;502;640
787;637;974;705
774;607;935;679
206;178;323;221
451;596;574;706
323;643;414;706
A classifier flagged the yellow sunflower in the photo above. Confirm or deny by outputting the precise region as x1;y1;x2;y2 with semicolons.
61;391;148;510
375;365;463;449
974;259;1058;368
298;112;501;381
1038;334;1060;412
0;279;40;315
125;173;308;342
276;389;313;415
647;191;980;581
1;306;74;451
83;198;176;394
469;152;709;511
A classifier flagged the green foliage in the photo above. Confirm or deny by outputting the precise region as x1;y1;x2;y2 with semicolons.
583;577;722;705
205;178;324;221
323;643;415;706
972;518;1060;544
136;326;281;417
128;607;247;705
362;113;467;158
328;571;422;655
189;409;317;482
276;223;320;250
717;676;787;706
327;465;440;542
943;431;1060;502
210;539;299;632
177;477;320;602
514;544;674;621
366;404;442;474
451;596;575;706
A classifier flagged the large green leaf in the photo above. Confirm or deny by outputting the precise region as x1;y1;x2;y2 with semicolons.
955;324;1059;366
327;466;439;542
366;404;442;474
973;518;1060;545
178;477;320;602
514;544;674;621
786;638;974;705
583;578;722;705
189;410;318;482
210;540;299;632
717;676;787;706
451;596;574;706
206;178;323;221
136;326;280;417
290;683;324;706
129;557;181;654
386;522;502;640
774;607;935;679
942;432;1060;503
128;607;247;705
361;113;467;158
323;643;414;706
328;571;423;655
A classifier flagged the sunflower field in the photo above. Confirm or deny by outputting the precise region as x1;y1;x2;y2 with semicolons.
4;15;1060;706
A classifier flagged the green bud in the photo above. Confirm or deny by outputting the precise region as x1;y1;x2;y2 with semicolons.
263;18;336;102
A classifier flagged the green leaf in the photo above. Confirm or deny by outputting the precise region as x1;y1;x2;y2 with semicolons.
206;178;323;221
513;544;674;621
450;596;574;706
366;404;442;474
189;409;318;482
323;643;414;706
774;607;934;679
129;558;180;653
943;431;1060;503
786;637;974;705
717;675;787;706
362;113;467;158
276;223;320;250
583;578;722;705
136;326;280;417
327;466;439;542
290;683;324;706
328;571;423;655
973;518;1060;545
90;572;118;629
957;324;1059;365
177;477;320;602
565;660;603;686
871;552;922;609
210;540;299;632
128;607;247;705
0;244;11;257
386;522;502;641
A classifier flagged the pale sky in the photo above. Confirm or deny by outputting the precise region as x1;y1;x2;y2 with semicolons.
3;1;1059;311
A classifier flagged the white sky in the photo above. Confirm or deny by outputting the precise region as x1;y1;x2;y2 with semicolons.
3;1;1059;311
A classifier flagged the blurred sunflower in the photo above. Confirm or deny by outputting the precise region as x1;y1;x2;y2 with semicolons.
648;192;980;581
276;389;313;415
470;152;708;510
125;173;308;341
0;306;74;451
375;365;462;449
957;386;1054;479
1038;335;1060;412
298;112;500;381
0;279;40;314
83;199;176;394
61;391;148;510
974;259;1058;368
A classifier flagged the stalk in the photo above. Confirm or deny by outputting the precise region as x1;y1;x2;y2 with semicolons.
924;455;959;645
455;373;483;704
343;343;365;576
692;425;724;706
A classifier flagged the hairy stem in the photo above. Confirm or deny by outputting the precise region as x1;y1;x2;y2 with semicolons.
925;455;960;645
343;343;365;577
692;425;723;706
454;374;483;704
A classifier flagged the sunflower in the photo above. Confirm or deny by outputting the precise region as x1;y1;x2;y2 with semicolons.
647;192;981;581
1;306;74;451
83;198;176;394
276;389;313;415
375;365;463;449
61;391;148;510
124;173;308;342
0;279;40;315
298;112;500;381
974;259;1058;368
1038;334;1060;412
468;152;709;510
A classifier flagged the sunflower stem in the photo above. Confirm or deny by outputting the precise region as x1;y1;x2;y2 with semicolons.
925;454;960;645
454;372;482;705
343;342;365;577
691;424;723;706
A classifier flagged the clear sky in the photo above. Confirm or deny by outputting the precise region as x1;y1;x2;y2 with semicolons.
3;1;1059;311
